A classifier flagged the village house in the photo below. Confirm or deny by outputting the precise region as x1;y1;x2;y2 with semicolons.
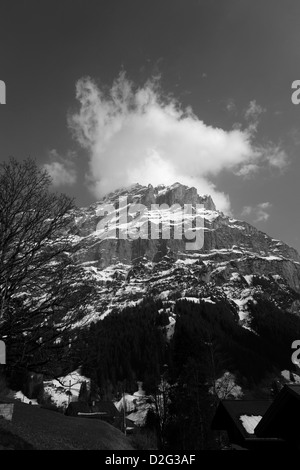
211;384;300;450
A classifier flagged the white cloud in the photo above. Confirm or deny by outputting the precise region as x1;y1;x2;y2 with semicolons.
244;100;265;121
43;149;77;186
226;98;237;114
235;163;260;177
68;73;287;213
241;202;272;223
235;143;288;177
263;145;288;170
244;100;266;135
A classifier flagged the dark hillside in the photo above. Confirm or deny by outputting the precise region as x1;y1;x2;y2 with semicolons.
0;400;133;450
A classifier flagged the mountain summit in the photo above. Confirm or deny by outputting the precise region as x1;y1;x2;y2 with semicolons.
67;183;300;329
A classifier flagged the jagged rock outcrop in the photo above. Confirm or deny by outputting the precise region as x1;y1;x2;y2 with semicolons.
65;182;300;326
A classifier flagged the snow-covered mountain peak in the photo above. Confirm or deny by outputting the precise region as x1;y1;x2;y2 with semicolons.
90;182;217;212
61;183;300;329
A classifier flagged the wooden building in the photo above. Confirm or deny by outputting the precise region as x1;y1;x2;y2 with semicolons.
211;384;300;450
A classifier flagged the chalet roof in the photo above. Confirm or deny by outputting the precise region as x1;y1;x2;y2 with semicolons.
66;401;90;415
211;400;272;439
286;384;300;398
255;385;300;438
91;401;120;417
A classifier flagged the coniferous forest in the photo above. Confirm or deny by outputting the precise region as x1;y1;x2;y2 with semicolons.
73;296;300;449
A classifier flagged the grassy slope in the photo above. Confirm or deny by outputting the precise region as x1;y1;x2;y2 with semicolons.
0;400;134;450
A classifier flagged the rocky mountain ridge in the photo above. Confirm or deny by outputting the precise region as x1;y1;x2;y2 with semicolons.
65;182;300;330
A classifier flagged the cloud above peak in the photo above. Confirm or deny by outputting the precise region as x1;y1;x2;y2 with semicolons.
242;202;272;223
43;149;77;187
67;73;287;213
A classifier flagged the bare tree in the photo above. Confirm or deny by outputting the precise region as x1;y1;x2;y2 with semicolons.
152;366;171;449
0;157;96;373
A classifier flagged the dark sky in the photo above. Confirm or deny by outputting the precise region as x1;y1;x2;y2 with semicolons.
1;0;300;251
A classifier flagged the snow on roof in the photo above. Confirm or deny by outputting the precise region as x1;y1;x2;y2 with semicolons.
115;394;137;413
13;391;39;405
127;409;149;426
239;415;262;434
293;373;300;384
281;370;300;384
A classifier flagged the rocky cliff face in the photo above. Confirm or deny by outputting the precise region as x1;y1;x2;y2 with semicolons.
66;183;300;329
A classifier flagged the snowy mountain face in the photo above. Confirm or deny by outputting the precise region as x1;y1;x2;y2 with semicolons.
67;183;300;330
